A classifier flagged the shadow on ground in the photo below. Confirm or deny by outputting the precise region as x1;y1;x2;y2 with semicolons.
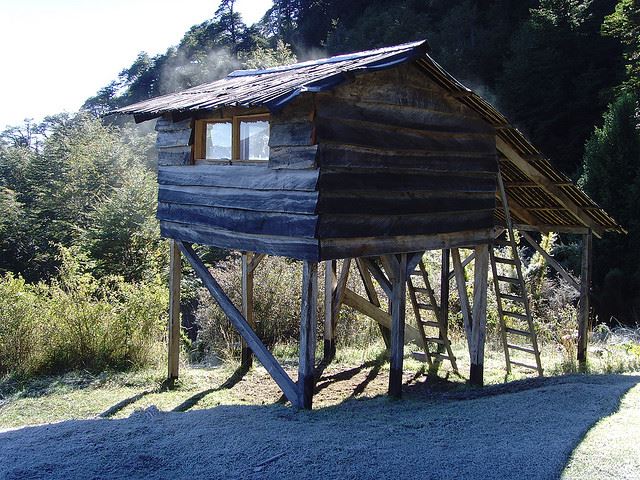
0;373;637;480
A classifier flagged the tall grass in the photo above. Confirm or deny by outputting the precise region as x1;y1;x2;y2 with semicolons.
0;248;167;377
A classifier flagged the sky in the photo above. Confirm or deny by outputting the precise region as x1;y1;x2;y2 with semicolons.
0;0;272;130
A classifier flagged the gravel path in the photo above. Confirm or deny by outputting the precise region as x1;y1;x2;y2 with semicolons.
0;374;638;480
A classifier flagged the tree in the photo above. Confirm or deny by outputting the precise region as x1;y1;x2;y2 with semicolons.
499;0;622;176
579;91;640;323
82;166;163;281
603;0;640;92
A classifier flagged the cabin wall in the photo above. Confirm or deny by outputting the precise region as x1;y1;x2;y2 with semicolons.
154;97;322;260
313;63;498;258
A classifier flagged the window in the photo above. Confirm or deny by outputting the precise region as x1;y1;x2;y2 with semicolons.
195;114;270;163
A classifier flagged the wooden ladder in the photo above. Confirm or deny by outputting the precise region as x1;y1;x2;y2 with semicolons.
491;173;543;376
408;260;458;373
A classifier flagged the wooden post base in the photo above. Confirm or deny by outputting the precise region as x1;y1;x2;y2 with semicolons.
323;339;336;362
469;363;484;386
240;347;253;370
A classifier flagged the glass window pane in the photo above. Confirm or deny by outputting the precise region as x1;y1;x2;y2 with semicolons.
239;119;269;161
205;122;232;159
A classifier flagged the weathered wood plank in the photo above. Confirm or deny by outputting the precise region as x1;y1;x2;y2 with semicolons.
158;185;318;215
157;202;317;238
324;260;337;362
452;248;473;344
332;259;351;326
331;78;469;115
470;244;489;386
341;288;422;344
318;191;495;215
318;170;496;193
269;145;319;170
356;258;390;347
358;258;392;298
155;117;192;132
317;210;495;238
315;94;494;135
388;253;407;398
167;240;181;383
316;117;495;153
241;252;255;369
320;228;498;260
177;241;300;406
317;144;497;173
269;121;315;147
298;261;318;409
158;147;192;166
158;165;319;192
156;129;192;148
520;231;580;292
161;221;319;260
578;230;592;366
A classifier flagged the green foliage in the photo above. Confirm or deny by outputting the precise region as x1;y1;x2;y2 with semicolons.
0;247;167;377
82;166;164;281
579;91;640;322
603;0;640;92
0;113;159;281
499;0;622;175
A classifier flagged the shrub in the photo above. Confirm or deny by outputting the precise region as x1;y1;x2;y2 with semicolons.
0;247;167;377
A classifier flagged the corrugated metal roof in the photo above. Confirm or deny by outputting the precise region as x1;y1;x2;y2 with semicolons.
112;40;624;235
112;40;429;118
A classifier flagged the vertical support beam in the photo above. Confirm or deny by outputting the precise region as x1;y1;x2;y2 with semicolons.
324;260;337;362
452;248;473;344
299;261;318;409
241;252;255;370
470;244;489;386
167;239;181;383
388;253;408;398
356;258;391;347
578;230;593;367
439;249;451;349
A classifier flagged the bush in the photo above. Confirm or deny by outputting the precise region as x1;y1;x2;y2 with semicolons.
0;247;167;377
194;255;386;361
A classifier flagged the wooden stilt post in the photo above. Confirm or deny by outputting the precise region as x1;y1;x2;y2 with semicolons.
578;230;593;367
324;260;337;362
299;261;318;409
439;249;451;354
388;253;407;398
356;258;391;347
470;244;489;386
241;252;255;370
167;239;181;384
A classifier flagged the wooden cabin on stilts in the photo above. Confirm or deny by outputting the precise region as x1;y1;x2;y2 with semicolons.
113;40;624;409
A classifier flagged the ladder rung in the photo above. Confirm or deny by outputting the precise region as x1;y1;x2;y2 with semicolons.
500;293;525;303
425;337;447;344
410;270;422;276
505;327;531;337
431;353;452;362
503;311;528;321
411;351;429;362
510;360;539;370
496;275;520;285
421;320;440;328
494;256;516;265
413;287;429;294
493;239;510;247
417;303;434;310
507;344;536;354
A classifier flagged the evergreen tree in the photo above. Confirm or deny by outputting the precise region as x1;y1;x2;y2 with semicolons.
579;91;640;322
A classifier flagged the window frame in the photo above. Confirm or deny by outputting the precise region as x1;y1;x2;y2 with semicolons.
194;113;270;165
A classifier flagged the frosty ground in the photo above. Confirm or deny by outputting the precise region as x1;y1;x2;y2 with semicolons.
0;370;638;480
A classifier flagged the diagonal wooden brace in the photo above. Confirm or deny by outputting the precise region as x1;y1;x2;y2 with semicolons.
177;241;300;407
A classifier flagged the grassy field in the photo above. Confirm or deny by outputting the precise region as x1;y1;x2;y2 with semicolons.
0;340;638;479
